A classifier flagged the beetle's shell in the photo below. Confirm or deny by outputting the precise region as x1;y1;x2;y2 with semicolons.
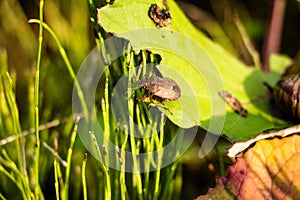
273;74;300;119
138;74;181;101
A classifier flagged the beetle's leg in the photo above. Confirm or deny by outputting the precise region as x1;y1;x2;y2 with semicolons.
151;98;173;114
142;94;147;102
162;105;173;114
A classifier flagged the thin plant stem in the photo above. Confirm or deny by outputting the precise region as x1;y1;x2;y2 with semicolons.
82;153;88;200
56;163;64;198
262;0;287;72
101;78;112;200
0;192;7;200
33;0;44;198
161;162;179;199
0;167;26;199
135;105;150;199
0;153;28;199
2;148;35;199
113;148;119;200
87;0;111;79
1;73;24;174
114;145;120;199
172;163;182;200
141;50;147;77
42;141;67;167
127;54;143;200
54;132;60;200
0;118;68;146
63;122;78;200
54;158;60;200
28;20;89;119
153;114;165;200
216;147;225;177
89;130;111;200
140;50;151;199
104;78;110;139
120;125;129;200
233;15;261;68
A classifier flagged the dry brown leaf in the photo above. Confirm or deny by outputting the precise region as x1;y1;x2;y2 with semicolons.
228;125;300;157
195;134;300;200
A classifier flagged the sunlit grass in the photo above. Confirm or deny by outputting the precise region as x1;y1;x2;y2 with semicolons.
1;0;183;198
0;0;235;199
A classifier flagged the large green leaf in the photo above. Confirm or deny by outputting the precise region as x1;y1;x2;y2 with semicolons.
97;0;288;141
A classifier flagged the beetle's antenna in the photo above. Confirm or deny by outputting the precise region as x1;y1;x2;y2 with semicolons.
125;86;140;94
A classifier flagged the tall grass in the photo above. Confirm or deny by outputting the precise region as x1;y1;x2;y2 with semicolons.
0;0;184;199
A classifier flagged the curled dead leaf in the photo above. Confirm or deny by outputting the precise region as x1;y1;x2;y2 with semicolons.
196;133;300;200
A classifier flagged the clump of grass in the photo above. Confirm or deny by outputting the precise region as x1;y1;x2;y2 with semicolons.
0;0;183;199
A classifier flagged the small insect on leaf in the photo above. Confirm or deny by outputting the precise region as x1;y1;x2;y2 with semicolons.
148;4;172;28
219;90;248;117
138;73;181;101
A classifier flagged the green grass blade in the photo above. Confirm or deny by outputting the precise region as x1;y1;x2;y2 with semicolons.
82;153;88;200
28;19;89;120
33;0;44;198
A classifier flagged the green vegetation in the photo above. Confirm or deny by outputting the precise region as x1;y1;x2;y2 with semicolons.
0;0;299;199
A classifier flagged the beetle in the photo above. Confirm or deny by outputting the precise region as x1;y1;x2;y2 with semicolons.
138;73;181;101
148;4;172;28
218;90;248;117
271;74;300;120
